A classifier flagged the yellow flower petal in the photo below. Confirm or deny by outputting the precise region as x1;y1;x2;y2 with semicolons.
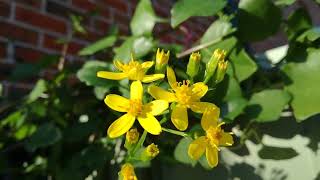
107;114;135;138
167;66;177;89
104;94;130;112
190;102;218;113
171;104;188;131
192;82;208;99
206;145;218;168
143;100;168;116
201;109;220;131
97;71;127;80
137;113;162;135
148;85;176;102
219;132;234;146
142;74;165;83
130;81;143;100
188;136;207;160
113;60;124;71
141;61;154;70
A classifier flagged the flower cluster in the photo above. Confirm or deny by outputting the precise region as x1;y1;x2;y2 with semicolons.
97;49;233;179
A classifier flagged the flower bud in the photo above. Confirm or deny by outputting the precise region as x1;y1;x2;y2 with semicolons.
186;52;201;80
204;49;226;83
119;163;137;180
125;128;139;149
155;48;170;74
214;60;228;83
141;143;159;161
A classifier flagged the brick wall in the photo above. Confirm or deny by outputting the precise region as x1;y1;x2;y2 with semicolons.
0;0;213;97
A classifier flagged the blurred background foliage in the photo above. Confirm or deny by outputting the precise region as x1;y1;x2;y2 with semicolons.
1;0;320;179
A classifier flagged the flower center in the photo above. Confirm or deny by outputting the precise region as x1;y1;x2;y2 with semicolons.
206;126;223;149
122;61;145;80
128;99;143;116
174;80;197;106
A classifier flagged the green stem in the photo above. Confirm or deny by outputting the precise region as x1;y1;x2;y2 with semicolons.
132;130;147;155
162;127;189;137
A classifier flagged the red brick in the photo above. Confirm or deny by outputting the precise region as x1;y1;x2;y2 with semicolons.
42;34;84;55
0;21;39;45
15;5;67;34
94;19;110;33
103;0;128;13
74;29;101;42
15;46;46;63
0;1;10;17
72;0;97;12
16;0;42;9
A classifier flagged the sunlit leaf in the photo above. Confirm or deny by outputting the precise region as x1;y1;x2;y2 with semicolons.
78;36;116;56
171;0;227;28
27;79;47;103
282;49;320;121
130;0;156;36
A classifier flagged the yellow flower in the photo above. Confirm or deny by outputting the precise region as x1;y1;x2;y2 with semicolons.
148;66;218;131
188;110;233;168
97;58;164;83
145;143;160;158
126;128;139;144
119;163;137;180
105;81;168;138
156;48;170;65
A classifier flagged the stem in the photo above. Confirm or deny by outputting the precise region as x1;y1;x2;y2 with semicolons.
162;127;189;137
132;130;147;155
176;37;222;58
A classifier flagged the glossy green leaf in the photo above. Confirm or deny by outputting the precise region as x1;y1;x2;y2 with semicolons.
247;89;291;122
229;48;257;82
78;36;116;56
174;137;197;166
130;0;156;36
114;36;153;62
238;0;281;41
258;145;298;160
200;19;233;44
282;49;320;121
171;0;227;28
77;61;117;87
27;79;47;103
25;123;62;152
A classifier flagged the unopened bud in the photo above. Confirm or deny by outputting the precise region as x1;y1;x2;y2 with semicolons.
187;52;201;79
155;48;170;73
214;60;228;83
125;128;139;149
141;143;159;161
204;49;227;83
119;163;137;180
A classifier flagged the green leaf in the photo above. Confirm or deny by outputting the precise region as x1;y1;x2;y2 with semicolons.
27;79;47;103
77;60;117;87
238;0;281;41
0;110;26;129
93;86;110;100
130;0;156;36
171;0;227;28
200;19;233;44
258;145;298;160
282;49;320;121
0;83;2;97
246;89;291;122
286;8;312;40
296;27;320;43
25;123;62;152
274;0;296;6
114;36;153;62
70;14;86;34
229;48;257;82
174;137;197;166
14;124;36;140
78;36;116;56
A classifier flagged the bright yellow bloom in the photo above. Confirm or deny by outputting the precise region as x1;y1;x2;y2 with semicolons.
126;128;139;144
119;163;137;180
97;58;164;83
148;66;218;131
145;143;160;158
156;48;170;65
188;110;233;168
105;81;168;138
